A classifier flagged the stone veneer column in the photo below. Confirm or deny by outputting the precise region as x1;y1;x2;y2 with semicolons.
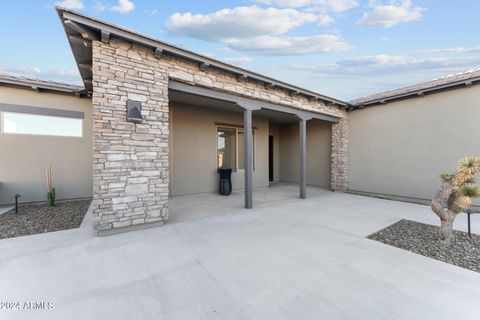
331;117;348;191
91;39;169;235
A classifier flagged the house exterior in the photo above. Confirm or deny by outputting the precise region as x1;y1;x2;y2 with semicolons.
0;7;479;235
348;69;480;207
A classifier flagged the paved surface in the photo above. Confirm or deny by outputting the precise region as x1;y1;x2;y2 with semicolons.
0;207;13;216
1;186;479;320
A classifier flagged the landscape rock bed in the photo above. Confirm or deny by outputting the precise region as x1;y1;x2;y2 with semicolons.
0;200;90;239
368;219;480;273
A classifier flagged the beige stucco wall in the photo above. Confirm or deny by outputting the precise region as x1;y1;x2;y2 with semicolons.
0;86;92;205
279;120;331;187
170;102;269;196
349;85;480;203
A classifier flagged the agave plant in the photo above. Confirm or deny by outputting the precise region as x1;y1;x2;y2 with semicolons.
431;157;480;244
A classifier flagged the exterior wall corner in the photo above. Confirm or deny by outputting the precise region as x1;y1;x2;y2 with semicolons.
331;116;349;192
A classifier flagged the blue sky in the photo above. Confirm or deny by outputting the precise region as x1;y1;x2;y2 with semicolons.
1;0;479;100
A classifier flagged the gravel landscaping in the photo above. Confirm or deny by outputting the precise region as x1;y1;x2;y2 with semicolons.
0;200;90;239
368;219;480;273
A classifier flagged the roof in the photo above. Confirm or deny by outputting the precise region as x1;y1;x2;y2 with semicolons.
0;73;85;95
350;67;480;108
55;6;349;108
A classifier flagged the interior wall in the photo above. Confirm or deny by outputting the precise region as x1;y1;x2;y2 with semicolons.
279;120;331;187
0;86;92;205
349;85;480;204
170;102;269;196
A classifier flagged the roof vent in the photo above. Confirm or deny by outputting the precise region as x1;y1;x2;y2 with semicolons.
126;100;142;123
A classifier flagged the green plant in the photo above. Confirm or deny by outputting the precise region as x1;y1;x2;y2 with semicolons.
45;164;56;207
431;157;480;244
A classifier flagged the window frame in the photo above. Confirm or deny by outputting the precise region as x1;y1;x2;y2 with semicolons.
0;111;84;138
216;125;256;173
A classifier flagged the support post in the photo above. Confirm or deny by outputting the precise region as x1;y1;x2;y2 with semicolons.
298;117;309;199
237;102;260;209
244;109;253;209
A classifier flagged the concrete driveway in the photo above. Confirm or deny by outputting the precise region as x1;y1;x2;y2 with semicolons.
1;188;479;320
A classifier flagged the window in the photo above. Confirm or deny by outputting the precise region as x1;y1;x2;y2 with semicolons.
217;126;255;171
1;112;83;137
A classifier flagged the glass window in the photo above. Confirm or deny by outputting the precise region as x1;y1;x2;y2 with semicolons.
1;112;83;137
217;126;255;172
217;127;237;170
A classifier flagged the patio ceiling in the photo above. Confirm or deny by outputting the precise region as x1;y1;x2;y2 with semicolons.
170;90;319;125
169;81;339;124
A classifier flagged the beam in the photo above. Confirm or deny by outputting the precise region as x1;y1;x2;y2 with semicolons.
78;63;92;72
168;80;339;123
101;30;110;44
64;20;98;41
244;108;253;209
265;83;276;90
68;35;92;47
154;48;164;59
199;62;210;71
237;74;247;82
290;90;300;97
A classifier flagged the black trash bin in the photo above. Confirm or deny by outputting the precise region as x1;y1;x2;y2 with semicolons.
218;168;232;196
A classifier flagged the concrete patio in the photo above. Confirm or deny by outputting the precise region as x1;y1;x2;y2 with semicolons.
1;187;479;320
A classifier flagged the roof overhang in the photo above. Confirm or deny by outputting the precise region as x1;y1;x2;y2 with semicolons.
352;75;480;109
169;80;340;123
55;6;350;108
0;74;86;96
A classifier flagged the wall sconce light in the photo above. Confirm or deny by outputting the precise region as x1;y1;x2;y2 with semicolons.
127;100;142;123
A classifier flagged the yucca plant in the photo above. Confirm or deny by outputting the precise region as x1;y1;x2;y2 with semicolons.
45;164;56;207
431;157;480;244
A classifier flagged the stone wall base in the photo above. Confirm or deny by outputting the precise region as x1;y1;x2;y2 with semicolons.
96;220;165;236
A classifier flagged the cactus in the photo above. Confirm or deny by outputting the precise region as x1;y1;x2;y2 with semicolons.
431;157;480;244
45;164;56;207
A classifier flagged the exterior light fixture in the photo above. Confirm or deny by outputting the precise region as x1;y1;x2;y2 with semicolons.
126;100;142;123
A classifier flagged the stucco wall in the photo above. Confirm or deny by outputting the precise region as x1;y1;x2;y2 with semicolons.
349;85;480;203
170;103;269;196
279;120;331;187
0;86;92;205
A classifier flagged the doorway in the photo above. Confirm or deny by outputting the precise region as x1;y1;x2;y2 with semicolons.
269;135;274;182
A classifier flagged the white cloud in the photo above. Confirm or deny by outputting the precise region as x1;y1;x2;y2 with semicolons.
166;6;350;55
256;0;359;13
110;0;135;14
317;14;335;26
148;9;158;16
55;0;84;10
226;34;352;55
93;1;107;12
415;47;480;55
357;0;424;28
222;57;253;66
166;6;317;41
289;54;480;77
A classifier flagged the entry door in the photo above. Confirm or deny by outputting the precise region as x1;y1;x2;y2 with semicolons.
269;135;274;182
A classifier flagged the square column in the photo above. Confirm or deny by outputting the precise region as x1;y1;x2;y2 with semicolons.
298;116;311;199
244;109;253;208
237;102;260;209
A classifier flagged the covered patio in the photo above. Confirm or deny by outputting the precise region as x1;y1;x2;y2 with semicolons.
169;81;337;214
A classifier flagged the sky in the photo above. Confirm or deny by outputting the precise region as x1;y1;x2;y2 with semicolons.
1;0;479;100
